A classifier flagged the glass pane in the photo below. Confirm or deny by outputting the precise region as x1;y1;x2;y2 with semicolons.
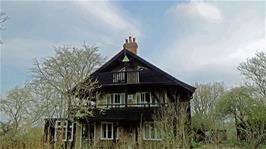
145;124;150;139
56;121;61;127
115;94;120;103
89;124;95;139
156;128;161;139
102;124;106;138
107;95;111;105
141;94;145;103
146;93;150;103
121;93;125;104
115;127;118;139
107;124;112;138
82;124;89;139
111;95;113;105
151;123;155;139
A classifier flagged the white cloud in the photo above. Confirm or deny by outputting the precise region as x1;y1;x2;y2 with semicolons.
75;1;141;38
159;2;265;86
71;1;142;57
214;38;265;66
169;2;223;24
1;1;143;75
157;37;265;86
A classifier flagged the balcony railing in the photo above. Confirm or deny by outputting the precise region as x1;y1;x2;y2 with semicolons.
72;103;167;110
97;103;167;108
112;71;139;84
96;70;170;85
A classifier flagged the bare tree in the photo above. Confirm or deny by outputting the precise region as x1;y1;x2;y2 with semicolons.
0;86;35;131
238;51;266;100
29;44;105;119
0;12;8;30
192;82;225;116
0;12;8;44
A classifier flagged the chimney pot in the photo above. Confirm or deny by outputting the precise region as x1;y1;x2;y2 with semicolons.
123;36;138;54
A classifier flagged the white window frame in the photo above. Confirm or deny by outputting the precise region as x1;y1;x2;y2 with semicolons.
137;92;158;107
113;94;121;107
101;122;114;140
63;121;68;141
54;120;60;141
143;122;161;141
54;120;74;142
81;122;96;146
68;122;74;142
106;93;125;108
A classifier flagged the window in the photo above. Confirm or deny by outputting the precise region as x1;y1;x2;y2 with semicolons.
54;120;74;142
101;122;117;140
82;123;95;143
106;93;125;108
137;92;158;107
143;122;161;140
127;71;139;84
113;72;125;83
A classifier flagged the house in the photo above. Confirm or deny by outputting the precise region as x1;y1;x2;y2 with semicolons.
43;37;196;149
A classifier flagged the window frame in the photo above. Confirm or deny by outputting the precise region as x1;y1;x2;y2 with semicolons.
137;92;158;107
81;122;96;145
54;120;74;142
143;122;161;141
106;93;125;108
100;122;114;140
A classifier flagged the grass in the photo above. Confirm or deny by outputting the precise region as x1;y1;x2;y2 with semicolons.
1;137;265;149
1;126;265;149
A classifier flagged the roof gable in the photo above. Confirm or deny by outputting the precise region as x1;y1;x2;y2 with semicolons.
91;49;196;93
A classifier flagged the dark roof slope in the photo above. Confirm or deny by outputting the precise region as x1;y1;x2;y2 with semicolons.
91;49;196;93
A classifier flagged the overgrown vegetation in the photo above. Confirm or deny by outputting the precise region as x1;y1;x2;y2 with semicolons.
191;51;266;148
1;47;265;148
0;44;105;149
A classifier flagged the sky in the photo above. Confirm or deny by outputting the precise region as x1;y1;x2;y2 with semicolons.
0;0;265;94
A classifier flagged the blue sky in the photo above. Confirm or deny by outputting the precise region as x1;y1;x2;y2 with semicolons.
1;1;265;94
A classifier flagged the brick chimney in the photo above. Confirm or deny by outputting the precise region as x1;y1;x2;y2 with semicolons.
123;36;138;54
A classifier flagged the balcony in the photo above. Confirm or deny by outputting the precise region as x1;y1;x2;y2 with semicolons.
96;70;171;85
74;103;168;122
97;103;167;108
